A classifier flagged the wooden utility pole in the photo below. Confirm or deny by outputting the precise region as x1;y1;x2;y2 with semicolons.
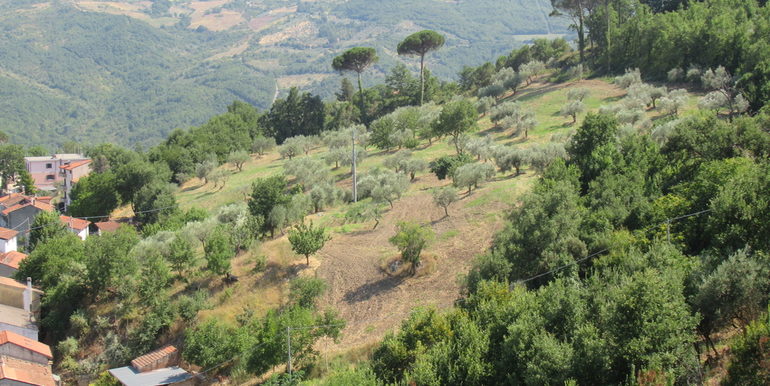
352;129;357;202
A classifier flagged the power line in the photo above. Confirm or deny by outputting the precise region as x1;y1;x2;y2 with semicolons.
13;193;215;234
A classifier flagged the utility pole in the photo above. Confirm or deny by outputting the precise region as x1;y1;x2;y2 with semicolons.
605;0;611;75
352;128;357;202
286;326;292;375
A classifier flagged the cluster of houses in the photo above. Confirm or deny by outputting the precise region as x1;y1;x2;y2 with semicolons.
0;155;196;385
0;275;58;385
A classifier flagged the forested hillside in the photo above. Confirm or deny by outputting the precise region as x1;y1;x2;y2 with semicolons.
5;0;770;385
0;0;568;149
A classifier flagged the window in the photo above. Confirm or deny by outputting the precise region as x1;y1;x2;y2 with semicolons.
46;163;53;169
46;174;55;181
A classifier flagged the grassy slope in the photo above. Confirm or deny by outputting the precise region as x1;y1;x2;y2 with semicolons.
173;76;703;382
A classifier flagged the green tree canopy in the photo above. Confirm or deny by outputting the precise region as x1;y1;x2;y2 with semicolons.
432;99;478;154
389;221;434;275
332;47;379;124
288;221;330;265
397;30;446;105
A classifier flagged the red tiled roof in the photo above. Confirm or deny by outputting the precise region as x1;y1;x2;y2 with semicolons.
33;202;54;212
1;204;25;216
0;252;27;270
0;330;53;358
60;215;90;231
95;221;122;233
1;201;54;216
131;345;178;370
35;197;53;204
0;355;56;386
0;194;25;206
59;159;91;171
0;228;18;240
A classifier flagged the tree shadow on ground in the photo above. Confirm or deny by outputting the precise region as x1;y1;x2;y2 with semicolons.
343;274;406;304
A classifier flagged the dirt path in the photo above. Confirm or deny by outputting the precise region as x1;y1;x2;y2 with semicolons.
315;175;514;352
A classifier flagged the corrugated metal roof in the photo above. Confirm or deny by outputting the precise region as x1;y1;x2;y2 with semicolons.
108;366;192;386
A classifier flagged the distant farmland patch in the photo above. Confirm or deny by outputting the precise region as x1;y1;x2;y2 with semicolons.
190;9;244;31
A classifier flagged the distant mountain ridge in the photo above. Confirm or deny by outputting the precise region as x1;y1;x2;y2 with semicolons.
0;0;568;149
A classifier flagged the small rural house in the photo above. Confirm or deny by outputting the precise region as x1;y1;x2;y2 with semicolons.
0;330;52;365
0;196;54;235
0;354;57;386
0;227;27;278
0;228;18;253
108;345;194;386
59;216;90;241
93;221;122;236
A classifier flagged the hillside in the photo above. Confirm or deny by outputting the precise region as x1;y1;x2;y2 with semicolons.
0;0;569;149
172;76;705;368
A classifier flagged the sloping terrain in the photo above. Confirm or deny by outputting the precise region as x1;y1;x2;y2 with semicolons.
175;77;703;366
0;0;570;148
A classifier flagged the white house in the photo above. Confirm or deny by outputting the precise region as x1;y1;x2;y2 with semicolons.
0;228;18;253
59;216;90;241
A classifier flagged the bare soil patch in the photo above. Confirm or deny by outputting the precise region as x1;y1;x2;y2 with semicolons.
315;175;516;352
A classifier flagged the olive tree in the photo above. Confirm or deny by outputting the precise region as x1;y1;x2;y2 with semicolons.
252;136;276;156
227;150;250;172
560;100;585;124
465;136;494;162
699;66;749;118
279;136;304;160
453;162;496;194
195;158;217;185
566;87;590;102
284;157;330;189
476;96;496;117
492;146;528;175
309;183;345;213
520;60;546;85
658;89;688;116
489;101;521;127
358;168;410;208
432;186;459;217
614;68;642;89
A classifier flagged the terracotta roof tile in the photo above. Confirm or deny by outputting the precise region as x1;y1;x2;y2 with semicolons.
1;204;26;216
59;159;92;171
0;252;27;270
35;197;53;204
0;194;26;206
0;228;18;240
59;215;90;231
33;202;54;212
0;330;53;358
1;201;54;216
131;345;178;370
0;355;55;386
95;221;122;233
0;277;43;294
